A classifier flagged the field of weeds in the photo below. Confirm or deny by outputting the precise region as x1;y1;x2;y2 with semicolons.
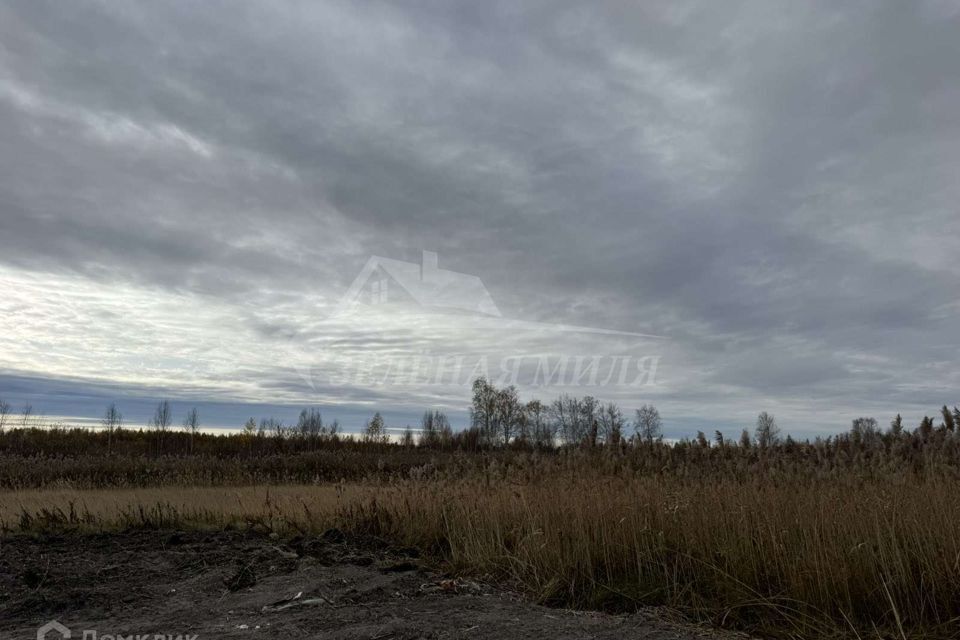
3;420;960;639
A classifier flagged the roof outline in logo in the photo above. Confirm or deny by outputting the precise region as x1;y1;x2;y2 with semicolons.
37;621;71;640
332;250;665;340
335;250;501;317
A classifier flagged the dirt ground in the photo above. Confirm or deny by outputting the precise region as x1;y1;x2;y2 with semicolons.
0;530;747;640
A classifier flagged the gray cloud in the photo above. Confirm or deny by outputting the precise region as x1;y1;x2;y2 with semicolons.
1;0;958;436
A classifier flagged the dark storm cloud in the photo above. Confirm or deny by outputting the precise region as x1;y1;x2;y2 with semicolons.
1;0;958;435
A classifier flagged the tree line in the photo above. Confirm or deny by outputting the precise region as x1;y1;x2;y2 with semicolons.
466;377;663;447
2;380;959;456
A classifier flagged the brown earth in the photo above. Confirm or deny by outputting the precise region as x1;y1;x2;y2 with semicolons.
0;530;748;640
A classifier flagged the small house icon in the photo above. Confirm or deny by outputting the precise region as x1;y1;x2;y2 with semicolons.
37;621;70;640
337;250;501;317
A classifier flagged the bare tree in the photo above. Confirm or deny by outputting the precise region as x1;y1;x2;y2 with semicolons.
515;403;531;445
364;411;387;443
419;410;438;447
851;416;878;444
102;403;123;454
152;400;172;454
470;379;531;446
296;408;324;440
599;402;625;445
551;394;591;445
579;396;599;446
184;407;200;453
417;410;451;448
634;404;662;442
525;400;553;448
152;400;172;430
470;378;497;445
435;411;453;448
20;404;33;429
241;417;257;453
260;417;284;439
549;395;571;444
495;386;522;444
0;398;10;433
754;411;780;447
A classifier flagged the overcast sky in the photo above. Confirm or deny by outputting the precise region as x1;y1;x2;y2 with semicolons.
1;1;958;437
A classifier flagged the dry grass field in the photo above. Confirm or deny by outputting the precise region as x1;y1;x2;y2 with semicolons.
346;475;960;638
3;420;960;638
4;472;960;638
0;484;345;532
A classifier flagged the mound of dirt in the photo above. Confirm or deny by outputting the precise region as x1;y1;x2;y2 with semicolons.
0;530;746;639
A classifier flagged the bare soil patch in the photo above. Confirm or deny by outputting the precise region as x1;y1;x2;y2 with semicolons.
0;530;744;640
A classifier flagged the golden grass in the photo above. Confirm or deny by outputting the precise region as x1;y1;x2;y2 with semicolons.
335;474;960;638
5;472;960;638
0;484;346;532
343;475;960;637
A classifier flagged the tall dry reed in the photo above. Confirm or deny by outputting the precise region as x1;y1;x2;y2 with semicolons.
342;474;960;638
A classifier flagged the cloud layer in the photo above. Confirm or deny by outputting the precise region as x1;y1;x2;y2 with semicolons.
1;1;958;436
